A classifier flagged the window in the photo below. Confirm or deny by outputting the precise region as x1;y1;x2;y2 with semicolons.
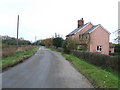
79;35;82;39
79;34;84;39
97;46;102;51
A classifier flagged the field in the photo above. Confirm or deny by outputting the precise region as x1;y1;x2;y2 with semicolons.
2;45;36;58
1;45;39;70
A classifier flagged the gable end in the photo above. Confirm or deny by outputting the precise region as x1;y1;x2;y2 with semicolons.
88;24;110;34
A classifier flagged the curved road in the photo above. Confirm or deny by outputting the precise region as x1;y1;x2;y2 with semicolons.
2;47;93;88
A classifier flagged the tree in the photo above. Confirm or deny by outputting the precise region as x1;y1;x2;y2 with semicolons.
115;44;120;53
62;38;77;53
53;37;64;48
114;29;120;44
2;35;31;45
32;40;45;46
41;38;53;47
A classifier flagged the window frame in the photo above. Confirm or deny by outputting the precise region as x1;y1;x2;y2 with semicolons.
96;45;102;52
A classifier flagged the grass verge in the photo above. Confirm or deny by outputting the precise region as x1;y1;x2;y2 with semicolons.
63;53;119;88
0;47;39;70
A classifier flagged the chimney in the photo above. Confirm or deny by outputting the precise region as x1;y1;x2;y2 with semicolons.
78;18;84;28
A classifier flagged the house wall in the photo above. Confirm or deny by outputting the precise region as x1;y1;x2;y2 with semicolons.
89;26;110;55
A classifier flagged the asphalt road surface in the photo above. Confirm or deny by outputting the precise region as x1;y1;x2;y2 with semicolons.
2;47;93;88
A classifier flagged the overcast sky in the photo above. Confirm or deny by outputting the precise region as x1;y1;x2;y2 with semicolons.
0;0;119;42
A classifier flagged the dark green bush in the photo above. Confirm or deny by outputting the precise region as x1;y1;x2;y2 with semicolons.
71;51;119;74
115;44;120;53
53;37;64;48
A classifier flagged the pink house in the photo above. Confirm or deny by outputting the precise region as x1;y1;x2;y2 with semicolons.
66;18;110;55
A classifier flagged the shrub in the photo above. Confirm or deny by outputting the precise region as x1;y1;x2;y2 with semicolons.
62;39;77;54
71;51;120;74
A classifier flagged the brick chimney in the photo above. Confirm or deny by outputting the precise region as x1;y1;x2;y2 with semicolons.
78;18;84;28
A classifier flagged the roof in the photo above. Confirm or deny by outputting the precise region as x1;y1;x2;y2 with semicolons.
84;24;111;34
67;22;92;36
84;24;99;34
67;22;110;37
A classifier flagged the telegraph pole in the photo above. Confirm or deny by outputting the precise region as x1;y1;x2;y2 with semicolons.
35;36;36;42
17;15;19;49
35;36;36;45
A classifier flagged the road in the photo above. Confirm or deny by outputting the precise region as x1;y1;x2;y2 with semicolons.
2;47;93;88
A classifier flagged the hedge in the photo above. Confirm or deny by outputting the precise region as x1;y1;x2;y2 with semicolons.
71;51;120;74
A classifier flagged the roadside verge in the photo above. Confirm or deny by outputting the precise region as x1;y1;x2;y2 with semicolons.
63;53;119;88
1;47;39;71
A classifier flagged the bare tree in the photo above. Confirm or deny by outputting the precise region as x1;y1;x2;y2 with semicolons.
114;29;120;44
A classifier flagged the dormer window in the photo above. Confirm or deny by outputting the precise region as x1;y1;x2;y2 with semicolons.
97;46;102;51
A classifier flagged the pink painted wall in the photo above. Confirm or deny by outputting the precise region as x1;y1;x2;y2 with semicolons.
89;26;110;55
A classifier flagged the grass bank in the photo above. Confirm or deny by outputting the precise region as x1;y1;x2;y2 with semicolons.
63;53;119;88
0;47;39;70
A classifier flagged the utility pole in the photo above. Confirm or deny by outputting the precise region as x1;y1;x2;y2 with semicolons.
17;15;19;49
35;36;36;41
35;36;37;45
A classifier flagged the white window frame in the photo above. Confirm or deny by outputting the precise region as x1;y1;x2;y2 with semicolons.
96;45;102;52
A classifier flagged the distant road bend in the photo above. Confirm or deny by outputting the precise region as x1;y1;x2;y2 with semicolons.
2;47;93;88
